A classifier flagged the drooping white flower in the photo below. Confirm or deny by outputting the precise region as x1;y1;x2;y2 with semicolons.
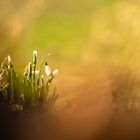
52;69;58;78
8;55;11;63
45;63;51;76
33;50;37;57
7;55;13;67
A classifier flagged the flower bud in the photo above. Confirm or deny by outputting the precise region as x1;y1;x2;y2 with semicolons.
7;55;13;68
45;63;51;76
33;50;37;65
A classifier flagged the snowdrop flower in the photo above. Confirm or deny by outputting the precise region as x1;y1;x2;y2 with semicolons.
47;69;58;83
45;63;51;76
52;69;58;78
33;50;37;65
8;55;13;68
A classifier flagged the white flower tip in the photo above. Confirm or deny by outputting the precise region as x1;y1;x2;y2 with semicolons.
53;69;58;78
45;65;51;76
28;62;31;66
33;50;37;56
8;55;12;63
7;55;13;67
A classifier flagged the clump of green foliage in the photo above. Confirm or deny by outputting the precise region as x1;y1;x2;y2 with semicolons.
0;50;58;112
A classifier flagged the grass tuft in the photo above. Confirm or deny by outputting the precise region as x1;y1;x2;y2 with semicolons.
0;50;58;112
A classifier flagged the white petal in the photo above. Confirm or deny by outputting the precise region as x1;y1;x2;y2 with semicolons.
52;69;58;78
8;55;12;64
45;65;51;76
33;50;37;57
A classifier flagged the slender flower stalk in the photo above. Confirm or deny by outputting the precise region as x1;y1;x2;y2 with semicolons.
41;75;44;86
32;51;37;97
7;55;15;102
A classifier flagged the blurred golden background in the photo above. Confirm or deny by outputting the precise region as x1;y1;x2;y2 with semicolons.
1;1;140;139
1;0;140;102
1;0;140;67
